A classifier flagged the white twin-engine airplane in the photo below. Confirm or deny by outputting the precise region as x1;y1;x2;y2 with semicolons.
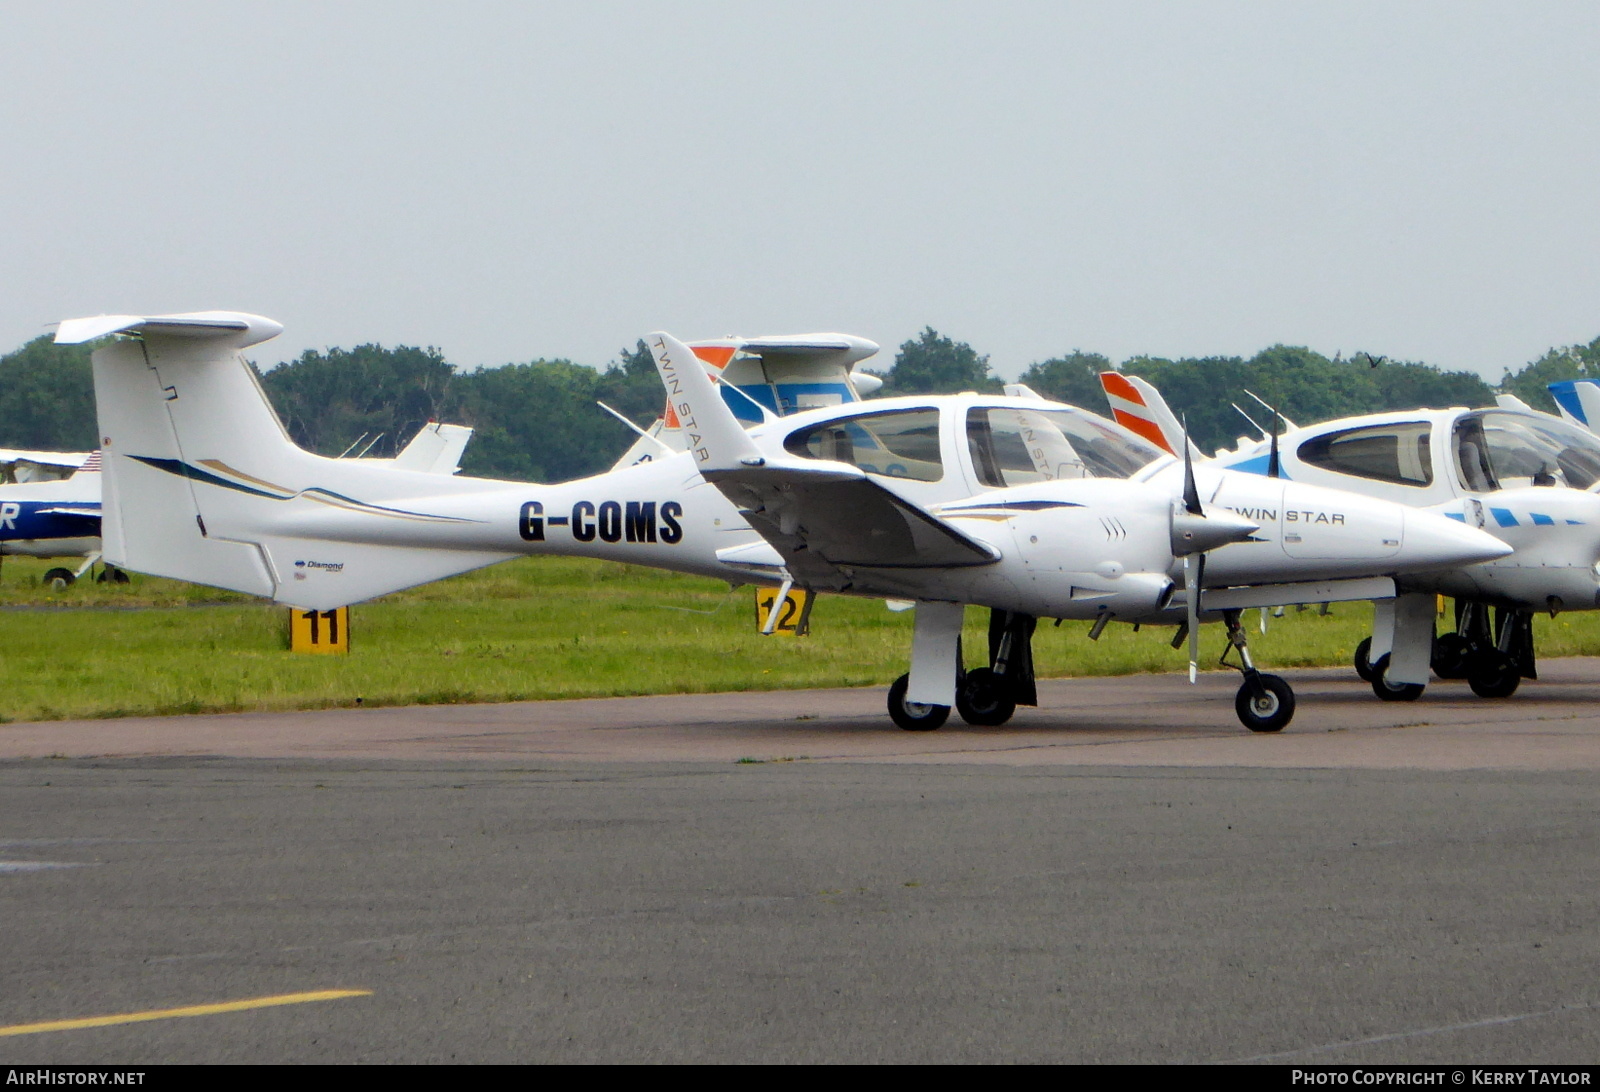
1103;370;1600;703
62;311;1507;733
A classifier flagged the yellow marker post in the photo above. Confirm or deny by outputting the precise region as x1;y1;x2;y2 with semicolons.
289;607;351;654
754;586;811;636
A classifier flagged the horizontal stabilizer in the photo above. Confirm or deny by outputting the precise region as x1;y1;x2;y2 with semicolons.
56;311;284;349
733;334;879;364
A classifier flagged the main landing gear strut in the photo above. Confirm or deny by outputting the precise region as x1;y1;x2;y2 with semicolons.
1221;609;1295;733
1355;600;1535;700
1432;600;1533;699
888;609;1038;730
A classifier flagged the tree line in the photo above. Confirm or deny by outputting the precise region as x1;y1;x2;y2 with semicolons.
1;326;1595;481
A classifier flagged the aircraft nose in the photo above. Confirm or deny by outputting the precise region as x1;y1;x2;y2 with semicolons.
1400;509;1514;570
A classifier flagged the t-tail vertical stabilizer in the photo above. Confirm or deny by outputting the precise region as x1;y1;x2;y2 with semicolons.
57;312;517;609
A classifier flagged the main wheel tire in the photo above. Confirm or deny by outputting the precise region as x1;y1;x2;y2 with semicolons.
1466;649;1521;699
1431;633;1470;680
1235;673;1295;732
96;566;131;585
41;567;74;590
955;667;1017;727
887;673;950;731
1354;636;1376;683
1369;653;1425;702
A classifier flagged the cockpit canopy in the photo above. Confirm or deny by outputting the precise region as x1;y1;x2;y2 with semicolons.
1454;411;1600;492
781;401;1167;485
963;406;1166;485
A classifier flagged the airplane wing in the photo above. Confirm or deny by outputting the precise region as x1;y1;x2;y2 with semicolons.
714;466;999;587
0;449;90;470
0;450;91;484
646;331;997;590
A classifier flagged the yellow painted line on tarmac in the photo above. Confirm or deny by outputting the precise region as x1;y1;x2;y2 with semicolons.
0;989;372;1037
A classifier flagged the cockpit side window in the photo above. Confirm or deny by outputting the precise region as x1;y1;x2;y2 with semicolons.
965;406;1160;484
1454;411;1600;492
783;408;944;482
1297;422;1434;487
1454;416;1495;492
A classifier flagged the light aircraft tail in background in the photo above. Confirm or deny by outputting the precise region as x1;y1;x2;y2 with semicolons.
1097;371;1184;456
610;334;881;469
1548;379;1600;435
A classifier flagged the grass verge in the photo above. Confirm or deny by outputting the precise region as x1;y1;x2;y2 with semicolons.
2;555;1598;722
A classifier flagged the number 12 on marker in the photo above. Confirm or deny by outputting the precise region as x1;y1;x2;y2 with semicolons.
753;588;810;637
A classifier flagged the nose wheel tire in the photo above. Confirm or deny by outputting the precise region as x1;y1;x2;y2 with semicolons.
1353;637;1376;683
1235;673;1295;733
41;568;75;590
955;667;1016;726
1466;650;1521;699
1369;653;1425;702
888;674;950;731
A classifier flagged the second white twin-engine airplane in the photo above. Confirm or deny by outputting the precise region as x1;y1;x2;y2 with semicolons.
62;312;1509;733
1103;370;1600;703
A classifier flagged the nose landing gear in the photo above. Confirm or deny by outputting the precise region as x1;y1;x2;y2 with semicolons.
1222;609;1295;732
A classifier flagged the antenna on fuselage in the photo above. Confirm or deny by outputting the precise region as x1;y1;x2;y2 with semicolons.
1231;403;1269;441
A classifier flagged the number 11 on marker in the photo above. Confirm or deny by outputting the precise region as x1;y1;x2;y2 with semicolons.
289;607;350;654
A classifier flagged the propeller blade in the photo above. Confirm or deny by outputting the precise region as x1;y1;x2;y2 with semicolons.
1185;553;1203;683
1267;410;1281;479
1182;417;1202;516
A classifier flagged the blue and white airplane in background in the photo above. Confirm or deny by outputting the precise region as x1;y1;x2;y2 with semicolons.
0;449;106;588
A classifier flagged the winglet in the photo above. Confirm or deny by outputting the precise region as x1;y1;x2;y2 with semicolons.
646;331;764;471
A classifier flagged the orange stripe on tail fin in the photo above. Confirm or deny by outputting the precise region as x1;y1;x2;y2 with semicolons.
1111;408;1176;454
1100;371;1177;456
689;345;736;369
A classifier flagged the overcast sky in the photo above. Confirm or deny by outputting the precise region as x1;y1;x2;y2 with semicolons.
3;2;1597;381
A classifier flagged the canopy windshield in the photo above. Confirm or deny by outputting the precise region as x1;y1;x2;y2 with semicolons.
1454;411;1600;492
966;405;1166;486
